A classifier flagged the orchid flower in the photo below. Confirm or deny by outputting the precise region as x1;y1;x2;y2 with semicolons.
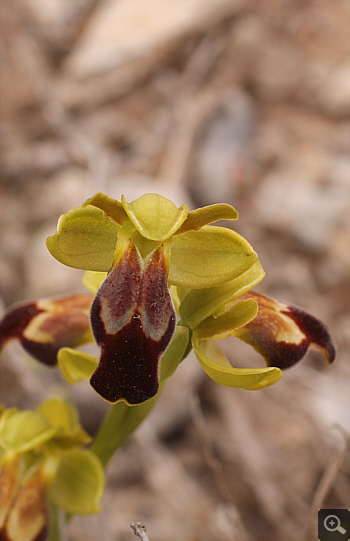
0;193;335;406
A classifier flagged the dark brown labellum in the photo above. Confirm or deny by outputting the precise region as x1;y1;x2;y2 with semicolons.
90;243;175;405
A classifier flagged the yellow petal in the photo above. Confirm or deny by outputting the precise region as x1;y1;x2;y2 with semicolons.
194;298;258;339
83;192;129;225
58;348;98;384
82;271;107;294
179;259;265;328
169;225;258;288
46;205;119;271
192;335;282;390
121;194;188;241
176;203;238;234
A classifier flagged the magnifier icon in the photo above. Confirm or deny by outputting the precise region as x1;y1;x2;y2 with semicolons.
324;515;346;534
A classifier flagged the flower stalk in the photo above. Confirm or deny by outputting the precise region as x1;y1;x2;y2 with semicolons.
90;396;158;468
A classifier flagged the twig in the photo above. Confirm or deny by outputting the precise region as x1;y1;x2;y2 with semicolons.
190;396;252;541
190;395;233;504
302;431;349;541
157;31;226;185
130;523;150;541
4;0;113;195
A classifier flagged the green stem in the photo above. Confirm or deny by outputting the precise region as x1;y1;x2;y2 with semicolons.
47;503;59;541
90;394;158;468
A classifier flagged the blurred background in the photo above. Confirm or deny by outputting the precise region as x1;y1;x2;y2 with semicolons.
0;0;349;540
